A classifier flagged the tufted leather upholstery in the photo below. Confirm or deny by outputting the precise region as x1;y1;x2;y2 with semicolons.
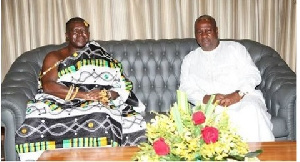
1;39;296;160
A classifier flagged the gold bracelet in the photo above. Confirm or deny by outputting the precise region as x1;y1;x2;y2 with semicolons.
65;85;74;101
70;87;79;100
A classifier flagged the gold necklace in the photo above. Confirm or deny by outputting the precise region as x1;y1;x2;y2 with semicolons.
40;60;62;78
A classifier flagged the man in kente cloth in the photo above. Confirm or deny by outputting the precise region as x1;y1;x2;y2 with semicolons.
15;17;147;161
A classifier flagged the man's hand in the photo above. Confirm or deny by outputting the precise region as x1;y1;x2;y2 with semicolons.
203;93;225;104
203;92;241;107
219;91;241;107
109;90;119;100
85;89;102;100
85;89;120;106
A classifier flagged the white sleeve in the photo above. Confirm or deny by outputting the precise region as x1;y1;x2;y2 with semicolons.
179;53;206;105
235;43;261;93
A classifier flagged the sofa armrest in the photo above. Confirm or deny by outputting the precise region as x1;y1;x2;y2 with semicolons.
1;60;41;160
1;61;40;127
1;43;66;160
262;65;296;140
238;39;296;140
2;43;67;124
240;40;296;140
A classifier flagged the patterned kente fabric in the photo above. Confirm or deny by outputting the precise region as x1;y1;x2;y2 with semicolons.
15;41;147;154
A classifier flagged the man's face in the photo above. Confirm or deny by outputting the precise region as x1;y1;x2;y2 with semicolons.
194;19;219;51
66;21;90;49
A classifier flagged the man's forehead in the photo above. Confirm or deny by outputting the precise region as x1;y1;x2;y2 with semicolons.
199;18;213;23
69;21;84;25
69;21;89;27
68;22;89;29
197;19;215;28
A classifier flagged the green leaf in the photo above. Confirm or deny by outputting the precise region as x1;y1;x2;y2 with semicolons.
194;152;201;161
177;90;190;114
204;95;216;121
227;155;245;161
173;136;183;143
172;103;183;134
194;104;201;112
193;125;201;136
245;149;263;158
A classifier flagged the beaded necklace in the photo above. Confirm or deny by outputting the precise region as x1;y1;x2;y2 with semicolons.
40;60;62;78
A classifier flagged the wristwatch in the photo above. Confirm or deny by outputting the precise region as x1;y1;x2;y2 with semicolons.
236;90;247;98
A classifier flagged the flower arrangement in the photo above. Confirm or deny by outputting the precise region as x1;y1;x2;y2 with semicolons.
133;90;261;161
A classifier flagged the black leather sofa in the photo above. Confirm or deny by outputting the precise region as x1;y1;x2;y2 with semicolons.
1;38;296;160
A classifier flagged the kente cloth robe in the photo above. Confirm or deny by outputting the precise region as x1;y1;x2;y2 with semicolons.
15;41;147;161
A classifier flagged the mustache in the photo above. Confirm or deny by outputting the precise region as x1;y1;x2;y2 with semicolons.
201;38;210;42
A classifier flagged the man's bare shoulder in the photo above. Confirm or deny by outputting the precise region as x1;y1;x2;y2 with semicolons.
44;47;67;62
42;48;68;69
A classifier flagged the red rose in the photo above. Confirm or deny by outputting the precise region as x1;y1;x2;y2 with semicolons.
192;111;206;125
201;126;219;144
153;138;170;156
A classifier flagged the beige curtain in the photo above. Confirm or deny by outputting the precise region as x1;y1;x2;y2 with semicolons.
1;0;296;81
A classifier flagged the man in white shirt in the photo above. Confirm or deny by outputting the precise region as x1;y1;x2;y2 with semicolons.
179;15;275;142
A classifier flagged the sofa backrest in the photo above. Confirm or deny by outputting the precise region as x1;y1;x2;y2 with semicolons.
2;38;294;113
98;39;199;112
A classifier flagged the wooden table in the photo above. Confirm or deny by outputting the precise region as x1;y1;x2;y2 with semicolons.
38;141;296;161
248;141;296;161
